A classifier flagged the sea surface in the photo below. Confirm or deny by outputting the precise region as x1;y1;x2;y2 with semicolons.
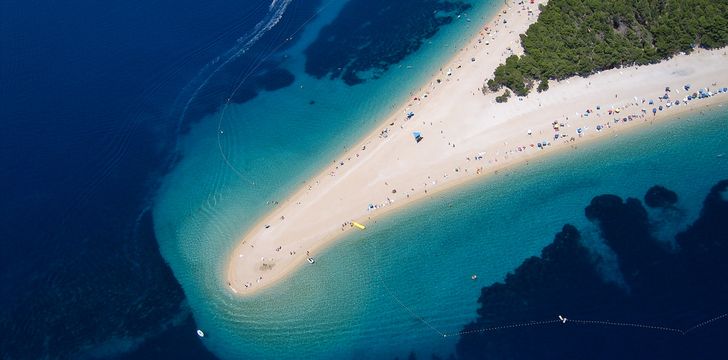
0;0;306;358
2;0;727;359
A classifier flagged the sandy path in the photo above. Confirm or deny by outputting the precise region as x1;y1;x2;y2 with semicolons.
226;0;728;295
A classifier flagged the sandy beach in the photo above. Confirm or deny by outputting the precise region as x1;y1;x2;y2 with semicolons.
226;0;728;295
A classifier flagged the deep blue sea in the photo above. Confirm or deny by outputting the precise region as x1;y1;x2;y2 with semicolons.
0;0;287;358
2;0;727;359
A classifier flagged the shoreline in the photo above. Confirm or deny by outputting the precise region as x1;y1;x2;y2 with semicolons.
225;0;529;295
225;0;728;296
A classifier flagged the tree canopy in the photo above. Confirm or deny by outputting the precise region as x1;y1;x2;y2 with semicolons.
487;0;728;98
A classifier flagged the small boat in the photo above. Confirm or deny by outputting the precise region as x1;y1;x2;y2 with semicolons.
197;329;205;337
307;257;315;264
471;274;478;280
352;221;366;230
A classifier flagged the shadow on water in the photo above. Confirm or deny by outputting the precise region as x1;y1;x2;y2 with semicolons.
394;180;728;359
443;180;728;359
304;0;472;85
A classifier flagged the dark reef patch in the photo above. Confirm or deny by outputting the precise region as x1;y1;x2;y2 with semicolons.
176;0;323;133
0;210;197;358
179;60;297;134
304;0;472;85
255;67;296;91
455;180;728;359
645;185;679;208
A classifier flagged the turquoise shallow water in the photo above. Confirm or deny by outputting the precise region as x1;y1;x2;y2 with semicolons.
153;0;502;358
152;0;728;358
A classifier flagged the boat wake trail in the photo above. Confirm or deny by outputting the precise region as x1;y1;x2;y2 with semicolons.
172;0;293;132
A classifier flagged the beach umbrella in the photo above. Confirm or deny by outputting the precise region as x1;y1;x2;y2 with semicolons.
412;131;423;143
652;108;657;114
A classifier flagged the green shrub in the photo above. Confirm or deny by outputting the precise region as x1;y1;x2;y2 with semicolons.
485;0;728;96
537;78;549;92
495;89;511;103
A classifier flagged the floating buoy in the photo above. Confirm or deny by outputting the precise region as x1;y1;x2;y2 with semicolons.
197;329;205;337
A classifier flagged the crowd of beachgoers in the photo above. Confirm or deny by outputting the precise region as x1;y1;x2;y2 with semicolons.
226;0;728;296
240;74;727;293
360;82;728;215
310;4;544;211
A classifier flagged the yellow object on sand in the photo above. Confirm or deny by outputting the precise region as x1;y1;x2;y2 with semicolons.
352;221;366;230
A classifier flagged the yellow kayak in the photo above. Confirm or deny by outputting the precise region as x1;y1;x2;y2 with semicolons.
352;221;366;230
